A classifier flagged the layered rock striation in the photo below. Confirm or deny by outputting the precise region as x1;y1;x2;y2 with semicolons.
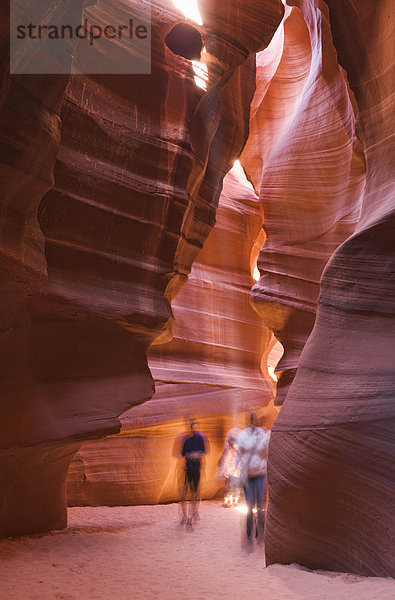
241;3;366;404
1;0;392;578
265;0;395;576
0;0;86;537
67;164;279;506
0;0;284;535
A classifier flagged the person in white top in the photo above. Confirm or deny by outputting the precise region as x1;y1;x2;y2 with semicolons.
236;413;270;545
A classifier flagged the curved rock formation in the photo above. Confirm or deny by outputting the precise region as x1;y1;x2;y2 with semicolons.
0;0;284;535
241;3;366;404
67;164;279;506
2;0;392;578
265;1;395;577
0;0;87;538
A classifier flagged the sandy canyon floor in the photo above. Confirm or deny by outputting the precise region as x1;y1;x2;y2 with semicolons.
0;501;393;600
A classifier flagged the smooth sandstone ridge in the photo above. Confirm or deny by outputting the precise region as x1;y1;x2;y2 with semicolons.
67;165;279;506
241;3;366;404
0;0;284;536
262;1;395;577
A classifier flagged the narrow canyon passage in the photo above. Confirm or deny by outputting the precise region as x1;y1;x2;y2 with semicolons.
1;0;394;587
0;502;393;600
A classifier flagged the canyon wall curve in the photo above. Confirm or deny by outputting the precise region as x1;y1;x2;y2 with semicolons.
263;0;395;577
0;0;393;579
0;0;284;536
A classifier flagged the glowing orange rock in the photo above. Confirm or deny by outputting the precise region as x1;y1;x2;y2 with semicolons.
0;0;283;536
67;164;279;506
264;0;394;576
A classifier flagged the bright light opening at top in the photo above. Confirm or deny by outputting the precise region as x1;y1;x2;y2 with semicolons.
172;0;203;25
232;161;257;194
172;2;206;90
267;340;284;383
192;48;208;90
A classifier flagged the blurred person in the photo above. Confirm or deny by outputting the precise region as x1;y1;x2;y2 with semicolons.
180;419;207;528
236;413;270;548
216;426;242;507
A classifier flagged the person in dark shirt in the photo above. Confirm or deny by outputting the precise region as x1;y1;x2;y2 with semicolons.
180;419;207;528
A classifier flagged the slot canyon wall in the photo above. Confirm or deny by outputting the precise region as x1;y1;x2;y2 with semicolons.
241;3;366;403
67;164;278;506
0;0;88;538
0;0;393;579
259;1;395;577
0;0;284;536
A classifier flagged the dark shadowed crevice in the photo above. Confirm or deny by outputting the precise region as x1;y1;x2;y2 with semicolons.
165;22;203;60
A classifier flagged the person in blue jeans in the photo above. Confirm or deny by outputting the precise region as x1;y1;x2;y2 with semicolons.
236;413;270;546
244;474;268;540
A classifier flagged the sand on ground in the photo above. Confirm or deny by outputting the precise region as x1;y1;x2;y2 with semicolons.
0;501;393;600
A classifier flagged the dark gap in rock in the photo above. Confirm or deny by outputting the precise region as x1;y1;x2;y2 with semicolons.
165;22;203;60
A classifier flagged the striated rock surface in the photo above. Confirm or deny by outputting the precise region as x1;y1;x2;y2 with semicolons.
67;165;279;506
2;0;392;577
241;3;366;403
0;0;284;535
0;0;86;537
265;1;395;576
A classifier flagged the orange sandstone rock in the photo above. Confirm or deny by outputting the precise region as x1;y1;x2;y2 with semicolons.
265;0;395;577
0;0;283;535
67;165;278;506
241;4;366;404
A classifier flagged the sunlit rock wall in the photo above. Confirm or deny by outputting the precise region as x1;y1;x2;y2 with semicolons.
0;0;284;536
67;165;279;506
241;3;366;403
265;0;395;576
